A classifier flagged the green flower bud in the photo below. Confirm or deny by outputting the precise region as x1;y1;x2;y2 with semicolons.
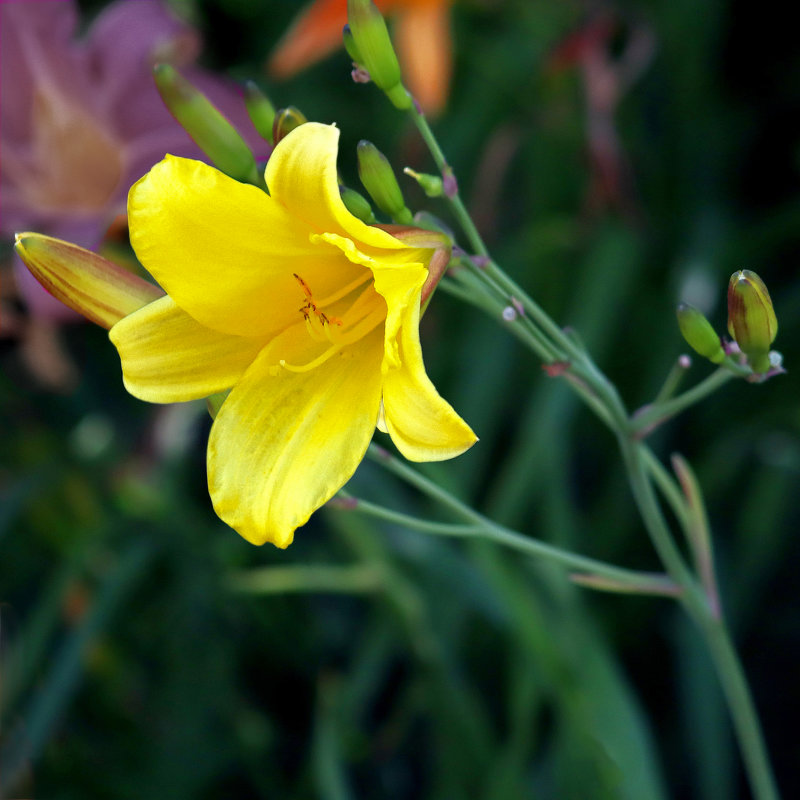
357;141;413;224
272;106;307;144
153;64;258;184
727;269;778;374
340;185;377;224
342;24;363;65
244;81;275;145
676;303;725;364
403;167;444;198
347;0;411;109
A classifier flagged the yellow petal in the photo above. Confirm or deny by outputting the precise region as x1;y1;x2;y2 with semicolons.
208;327;385;547
109;296;266;403
265;123;404;252
382;301;477;461
128;155;349;337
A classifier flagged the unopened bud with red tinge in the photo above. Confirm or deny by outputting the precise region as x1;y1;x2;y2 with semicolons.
15;234;163;329
676;303;725;364
727;270;778;374
272;106;307;144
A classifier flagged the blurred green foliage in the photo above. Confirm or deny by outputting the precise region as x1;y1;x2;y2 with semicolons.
2;0;798;798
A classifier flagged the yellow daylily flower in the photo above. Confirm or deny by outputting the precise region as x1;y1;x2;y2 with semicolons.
110;122;476;547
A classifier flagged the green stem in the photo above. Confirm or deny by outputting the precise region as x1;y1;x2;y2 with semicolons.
406;92;779;799
631;368;737;436
364;445;677;595
698;616;780;800
620;438;778;800
653;357;691;404
640;446;691;532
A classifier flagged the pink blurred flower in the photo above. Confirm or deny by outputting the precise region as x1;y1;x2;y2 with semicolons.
1;0;264;321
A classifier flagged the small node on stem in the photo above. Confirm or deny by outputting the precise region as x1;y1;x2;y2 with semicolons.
327;495;359;510
542;361;570;377
442;166;458;198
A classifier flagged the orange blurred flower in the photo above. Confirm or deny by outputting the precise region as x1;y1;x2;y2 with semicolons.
267;0;453;115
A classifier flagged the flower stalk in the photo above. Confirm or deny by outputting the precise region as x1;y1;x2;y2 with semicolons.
392;78;781;800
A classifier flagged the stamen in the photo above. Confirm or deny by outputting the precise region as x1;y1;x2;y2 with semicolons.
277;305;384;374
305;316;326;342
294;272;347;332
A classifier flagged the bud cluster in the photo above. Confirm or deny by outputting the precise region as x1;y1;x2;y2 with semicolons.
676;269;779;376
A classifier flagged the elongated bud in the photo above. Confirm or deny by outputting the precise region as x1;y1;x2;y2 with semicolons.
15;234;163;329
153;64;258;184
340;186;376;224
244;81;275;145
727;269;778;374
403;167;444;198
273;106;307;144
357;141;413;224
676;303;725;364
346;0;411;109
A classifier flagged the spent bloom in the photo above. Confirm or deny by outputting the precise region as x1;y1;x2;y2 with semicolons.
107;122;476;547
268;0;453;115
0;0;262;320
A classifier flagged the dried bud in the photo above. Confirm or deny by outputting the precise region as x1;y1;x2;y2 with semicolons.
676;303;725;364
272;106;307;144
357;141;413;224
727;270;778;374
346;0;411;109
244;81;276;145
15;234;163;329
153;64;258;184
